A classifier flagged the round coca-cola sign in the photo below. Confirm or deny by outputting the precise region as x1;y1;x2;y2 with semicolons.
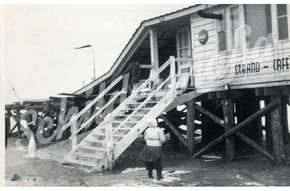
198;29;209;45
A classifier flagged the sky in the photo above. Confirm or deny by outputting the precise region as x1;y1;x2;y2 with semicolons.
4;4;189;104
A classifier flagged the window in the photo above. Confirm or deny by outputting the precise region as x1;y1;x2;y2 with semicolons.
245;4;272;48
177;29;191;58
217;10;227;51
230;6;241;49
217;5;243;52
277;4;288;40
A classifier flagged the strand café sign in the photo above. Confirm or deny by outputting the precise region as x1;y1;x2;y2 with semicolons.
19;73;134;145
235;55;290;76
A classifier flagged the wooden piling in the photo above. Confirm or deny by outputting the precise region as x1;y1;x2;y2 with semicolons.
200;100;224;153
236;99;263;148
194;101;279;158
195;102;275;161
281;96;289;145
265;98;272;151
166;108;180;151
222;98;235;161
269;96;284;164
16;108;21;138
161;115;188;147
186;100;195;157
5;110;11;147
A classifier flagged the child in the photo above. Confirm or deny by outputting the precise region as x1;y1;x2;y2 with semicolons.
140;118;166;180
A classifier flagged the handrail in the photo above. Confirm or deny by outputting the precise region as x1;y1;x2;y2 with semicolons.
69;90;124;139
71;58;173;144
112;76;172;134
61;75;124;131
104;58;172;120
175;58;194;62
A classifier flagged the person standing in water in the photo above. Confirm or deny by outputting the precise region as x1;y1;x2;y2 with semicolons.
140;118;166;180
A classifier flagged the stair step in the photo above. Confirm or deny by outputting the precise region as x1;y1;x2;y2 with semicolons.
112;121;138;124
85;137;104;144
112;133;125;137
81;145;107;152
114;127;132;131
128;100;159;105
72;152;104;159
120;107;151;111
91;132;125;139
66;157;96;167
127;102;141;105
100;127;132;131
91;133;106;137
115;114;145;117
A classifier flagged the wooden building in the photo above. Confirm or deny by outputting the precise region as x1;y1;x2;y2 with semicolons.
5;4;290;172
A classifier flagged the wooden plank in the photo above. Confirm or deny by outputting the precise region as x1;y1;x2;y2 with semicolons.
281;96;289;144
161;115;188;147
195;104;225;128
5;110;10;147
194;101;279;158
61;75;124;131
194;98;274;161
235;132;275;161
140;65;152;69
71;115;78;150
270;96;284;164
149;28;159;79
120;73;130;103
200;100;225;152
236;99;263;146
265;98;272;151
222;98;235;161
191;18;214;28
164;90;202;112
186;100;195;157
192;37;290;91
16;109;21;138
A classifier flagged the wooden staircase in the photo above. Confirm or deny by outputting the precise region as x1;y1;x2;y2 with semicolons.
63;56;198;172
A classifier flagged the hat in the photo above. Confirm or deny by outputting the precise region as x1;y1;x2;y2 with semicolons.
147;118;157;127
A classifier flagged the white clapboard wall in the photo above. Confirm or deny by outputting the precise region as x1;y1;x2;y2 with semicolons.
190;6;290;93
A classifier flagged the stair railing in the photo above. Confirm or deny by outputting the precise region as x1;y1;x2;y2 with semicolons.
61;75;124;133
111;76;172;134
105;58;173;119
69;90;124;139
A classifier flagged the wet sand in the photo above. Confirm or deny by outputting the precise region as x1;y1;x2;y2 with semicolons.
5;137;290;186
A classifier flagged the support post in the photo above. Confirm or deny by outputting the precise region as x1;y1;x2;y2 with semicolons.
194;102;275;161
71;115;78;150
187;100;195;157
170;56;176;98
200;100;224;153
105;115;114;170
5;110;11;148
265;98;272;151
194;101;279;158
281;96;289;144
16;109;21;138
235;99;263;152
222;98;235;161
149;28;159;76
120;73;130;103
161;115;188;148
270;96;284;164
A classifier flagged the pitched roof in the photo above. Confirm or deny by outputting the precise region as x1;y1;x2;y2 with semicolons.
74;4;206;94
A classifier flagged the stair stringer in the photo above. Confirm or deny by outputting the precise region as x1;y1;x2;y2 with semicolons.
88;92;175;172
63;122;109;171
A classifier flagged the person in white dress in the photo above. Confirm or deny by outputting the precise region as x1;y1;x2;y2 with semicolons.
140;118;166;180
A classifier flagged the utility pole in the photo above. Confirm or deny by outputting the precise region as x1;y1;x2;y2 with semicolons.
74;44;96;81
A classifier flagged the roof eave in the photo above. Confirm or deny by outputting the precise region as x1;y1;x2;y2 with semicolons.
75;4;211;94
